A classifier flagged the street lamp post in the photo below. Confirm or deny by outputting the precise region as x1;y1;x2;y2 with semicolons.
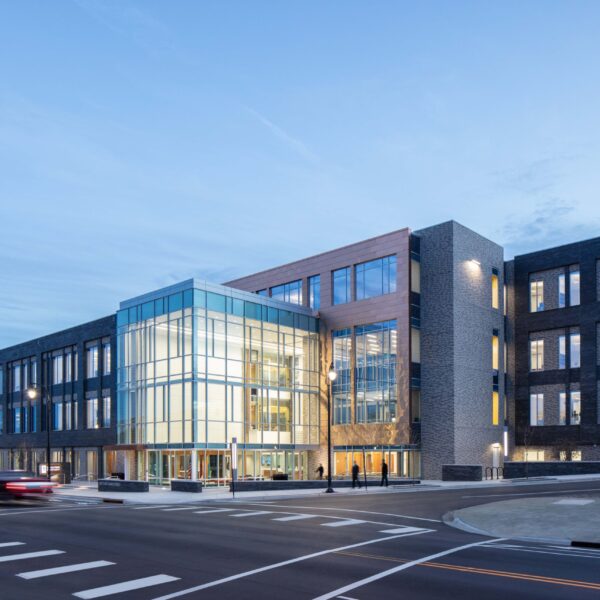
325;363;337;493
27;375;51;481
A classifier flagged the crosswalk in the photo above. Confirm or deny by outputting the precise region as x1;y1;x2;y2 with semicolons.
0;539;182;598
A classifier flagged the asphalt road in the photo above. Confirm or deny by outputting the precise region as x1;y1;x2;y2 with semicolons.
1;480;600;599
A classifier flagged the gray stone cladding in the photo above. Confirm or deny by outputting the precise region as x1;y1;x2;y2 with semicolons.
415;221;505;480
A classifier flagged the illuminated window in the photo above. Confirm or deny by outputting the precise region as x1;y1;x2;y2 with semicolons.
570;333;581;368
572;450;582;461
570;391;581;425
491;270;499;309
525;449;545;461
559;335;566;369
529;340;544;371
530;393;544;426
492;333;499;371
492;391;499;426
530;280;544;312
570;270;580;306
86;345;99;379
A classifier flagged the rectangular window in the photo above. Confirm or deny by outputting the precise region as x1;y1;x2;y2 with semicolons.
31;359;37;386
332;267;351;305
270;280;302;305
525;449;545;462
558;273;566;308
559;392;567;425
332;329;352;425
102;342;111;375
64;397;72;431
86;345;99;379
411;389;421;423
529;339;544;371
530;393;544;426
308;275;321;310
411;259;420;293
256;289;268;297
65;352;72;382
570;333;581;368
12;364;21;392
530;280;544;312
559;335;566;369
492;391;499;426
86;395;99;429
570;270;580;306
53;399;63;431
13;405;21;433
355;255;397;300
411;328;421;363
570;391;581;425
52;355;64;385
491;270;499;309
492;333;499;371
572;450;582;461
102;391;111;428
0;404;3;434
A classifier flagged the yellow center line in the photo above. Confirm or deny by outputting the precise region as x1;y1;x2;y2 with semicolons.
334;551;600;591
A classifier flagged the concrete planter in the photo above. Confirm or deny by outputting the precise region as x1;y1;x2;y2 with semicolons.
442;465;483;481
503;461;600;479
171;480;203;493
229;479;419;492
98;479;149;492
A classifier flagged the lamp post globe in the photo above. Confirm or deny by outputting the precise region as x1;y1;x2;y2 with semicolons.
325;363;336;493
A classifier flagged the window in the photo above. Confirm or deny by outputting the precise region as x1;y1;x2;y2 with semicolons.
31;359;37;386
355;320;397;423
65;352;72;382
64;396;72;430
102;342;111;375
332;329;352;425
0;405;3;434
570;391;581;425
308;275;321;310
559;392;567;425
492;333;499;371
492;391;499;426
525;449;545;462
559;335;566;369
12;364;21;392
529;340;544;371
411;259;421;293
333;267;351;305
52;355;63;384
558;273;566;308
270;280;302;305
102;391;111;428
86;394;99;429
570;270;580;306
411;328;421;364
530;280;544;312
86;345;99;379
572;450;582;461
570;333;580;368
13;405;21;433
355;255;397;300
52;398;63;431
530;393;544;426
411;389;421;422
256;289;268;297
491;270;499;309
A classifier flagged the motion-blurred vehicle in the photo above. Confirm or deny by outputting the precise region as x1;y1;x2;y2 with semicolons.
0;470;55;498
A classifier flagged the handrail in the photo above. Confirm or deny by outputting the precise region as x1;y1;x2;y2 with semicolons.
485;466;504;480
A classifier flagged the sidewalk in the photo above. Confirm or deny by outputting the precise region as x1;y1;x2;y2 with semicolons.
54;473;600;505
446;493;600;544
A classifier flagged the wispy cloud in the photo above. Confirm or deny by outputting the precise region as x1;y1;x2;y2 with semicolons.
244;106;319;162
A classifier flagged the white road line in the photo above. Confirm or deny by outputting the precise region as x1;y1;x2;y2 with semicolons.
548;545;600;554
162;507;204;512
193;508;235;514
322;519;365;528
485;544;600;559
0;550;65;563
73;574;180;599
242;503;441;523
0;542;25;548
272;514;317;522
18;560;115;579
132;505;172;510
230;511;271;518
379;527;427;535
312;538;506;600
0;505;118;517
150;530;429;600
337;596;360;600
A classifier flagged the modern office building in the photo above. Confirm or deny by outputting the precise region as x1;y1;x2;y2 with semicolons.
1;220;599;483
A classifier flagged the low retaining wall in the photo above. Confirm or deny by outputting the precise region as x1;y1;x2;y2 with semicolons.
442;465;483;481
171;480;203;493
230;479;419;492
503;461;600;479
98;479;149;492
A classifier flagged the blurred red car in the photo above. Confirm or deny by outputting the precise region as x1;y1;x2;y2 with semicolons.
0;471;55;498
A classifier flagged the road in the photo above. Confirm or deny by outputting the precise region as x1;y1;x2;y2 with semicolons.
1;480;600;599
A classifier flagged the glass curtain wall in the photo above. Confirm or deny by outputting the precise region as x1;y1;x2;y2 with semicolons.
117;284;319;483
332;329;352;424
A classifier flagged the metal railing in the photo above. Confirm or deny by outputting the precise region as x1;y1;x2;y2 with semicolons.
485;466;503;480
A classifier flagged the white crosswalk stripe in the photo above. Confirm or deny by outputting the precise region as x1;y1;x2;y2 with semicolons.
73;574;180;598
193;508;234;514
132;505;173;510
379;526;429;534
321;519;366;528
17;560;115;579
0;550;64;563
272;514;317;522
162;507;203;512
0;542;25;548
230;511;271;518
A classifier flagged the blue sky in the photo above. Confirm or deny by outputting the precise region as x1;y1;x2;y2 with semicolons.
1;1;600;347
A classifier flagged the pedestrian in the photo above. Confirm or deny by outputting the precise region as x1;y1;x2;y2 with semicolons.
351;461;361;488
380;459;388;487
316;463;324;480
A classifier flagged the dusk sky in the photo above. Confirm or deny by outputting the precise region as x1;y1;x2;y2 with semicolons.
2;1;600;347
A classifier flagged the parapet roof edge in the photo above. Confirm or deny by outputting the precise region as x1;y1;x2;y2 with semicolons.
119;278;316;316
225;227;411;284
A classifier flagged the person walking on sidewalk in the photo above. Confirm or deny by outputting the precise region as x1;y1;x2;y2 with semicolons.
351;461;362;488
380;460;389;487
315;464;324;480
